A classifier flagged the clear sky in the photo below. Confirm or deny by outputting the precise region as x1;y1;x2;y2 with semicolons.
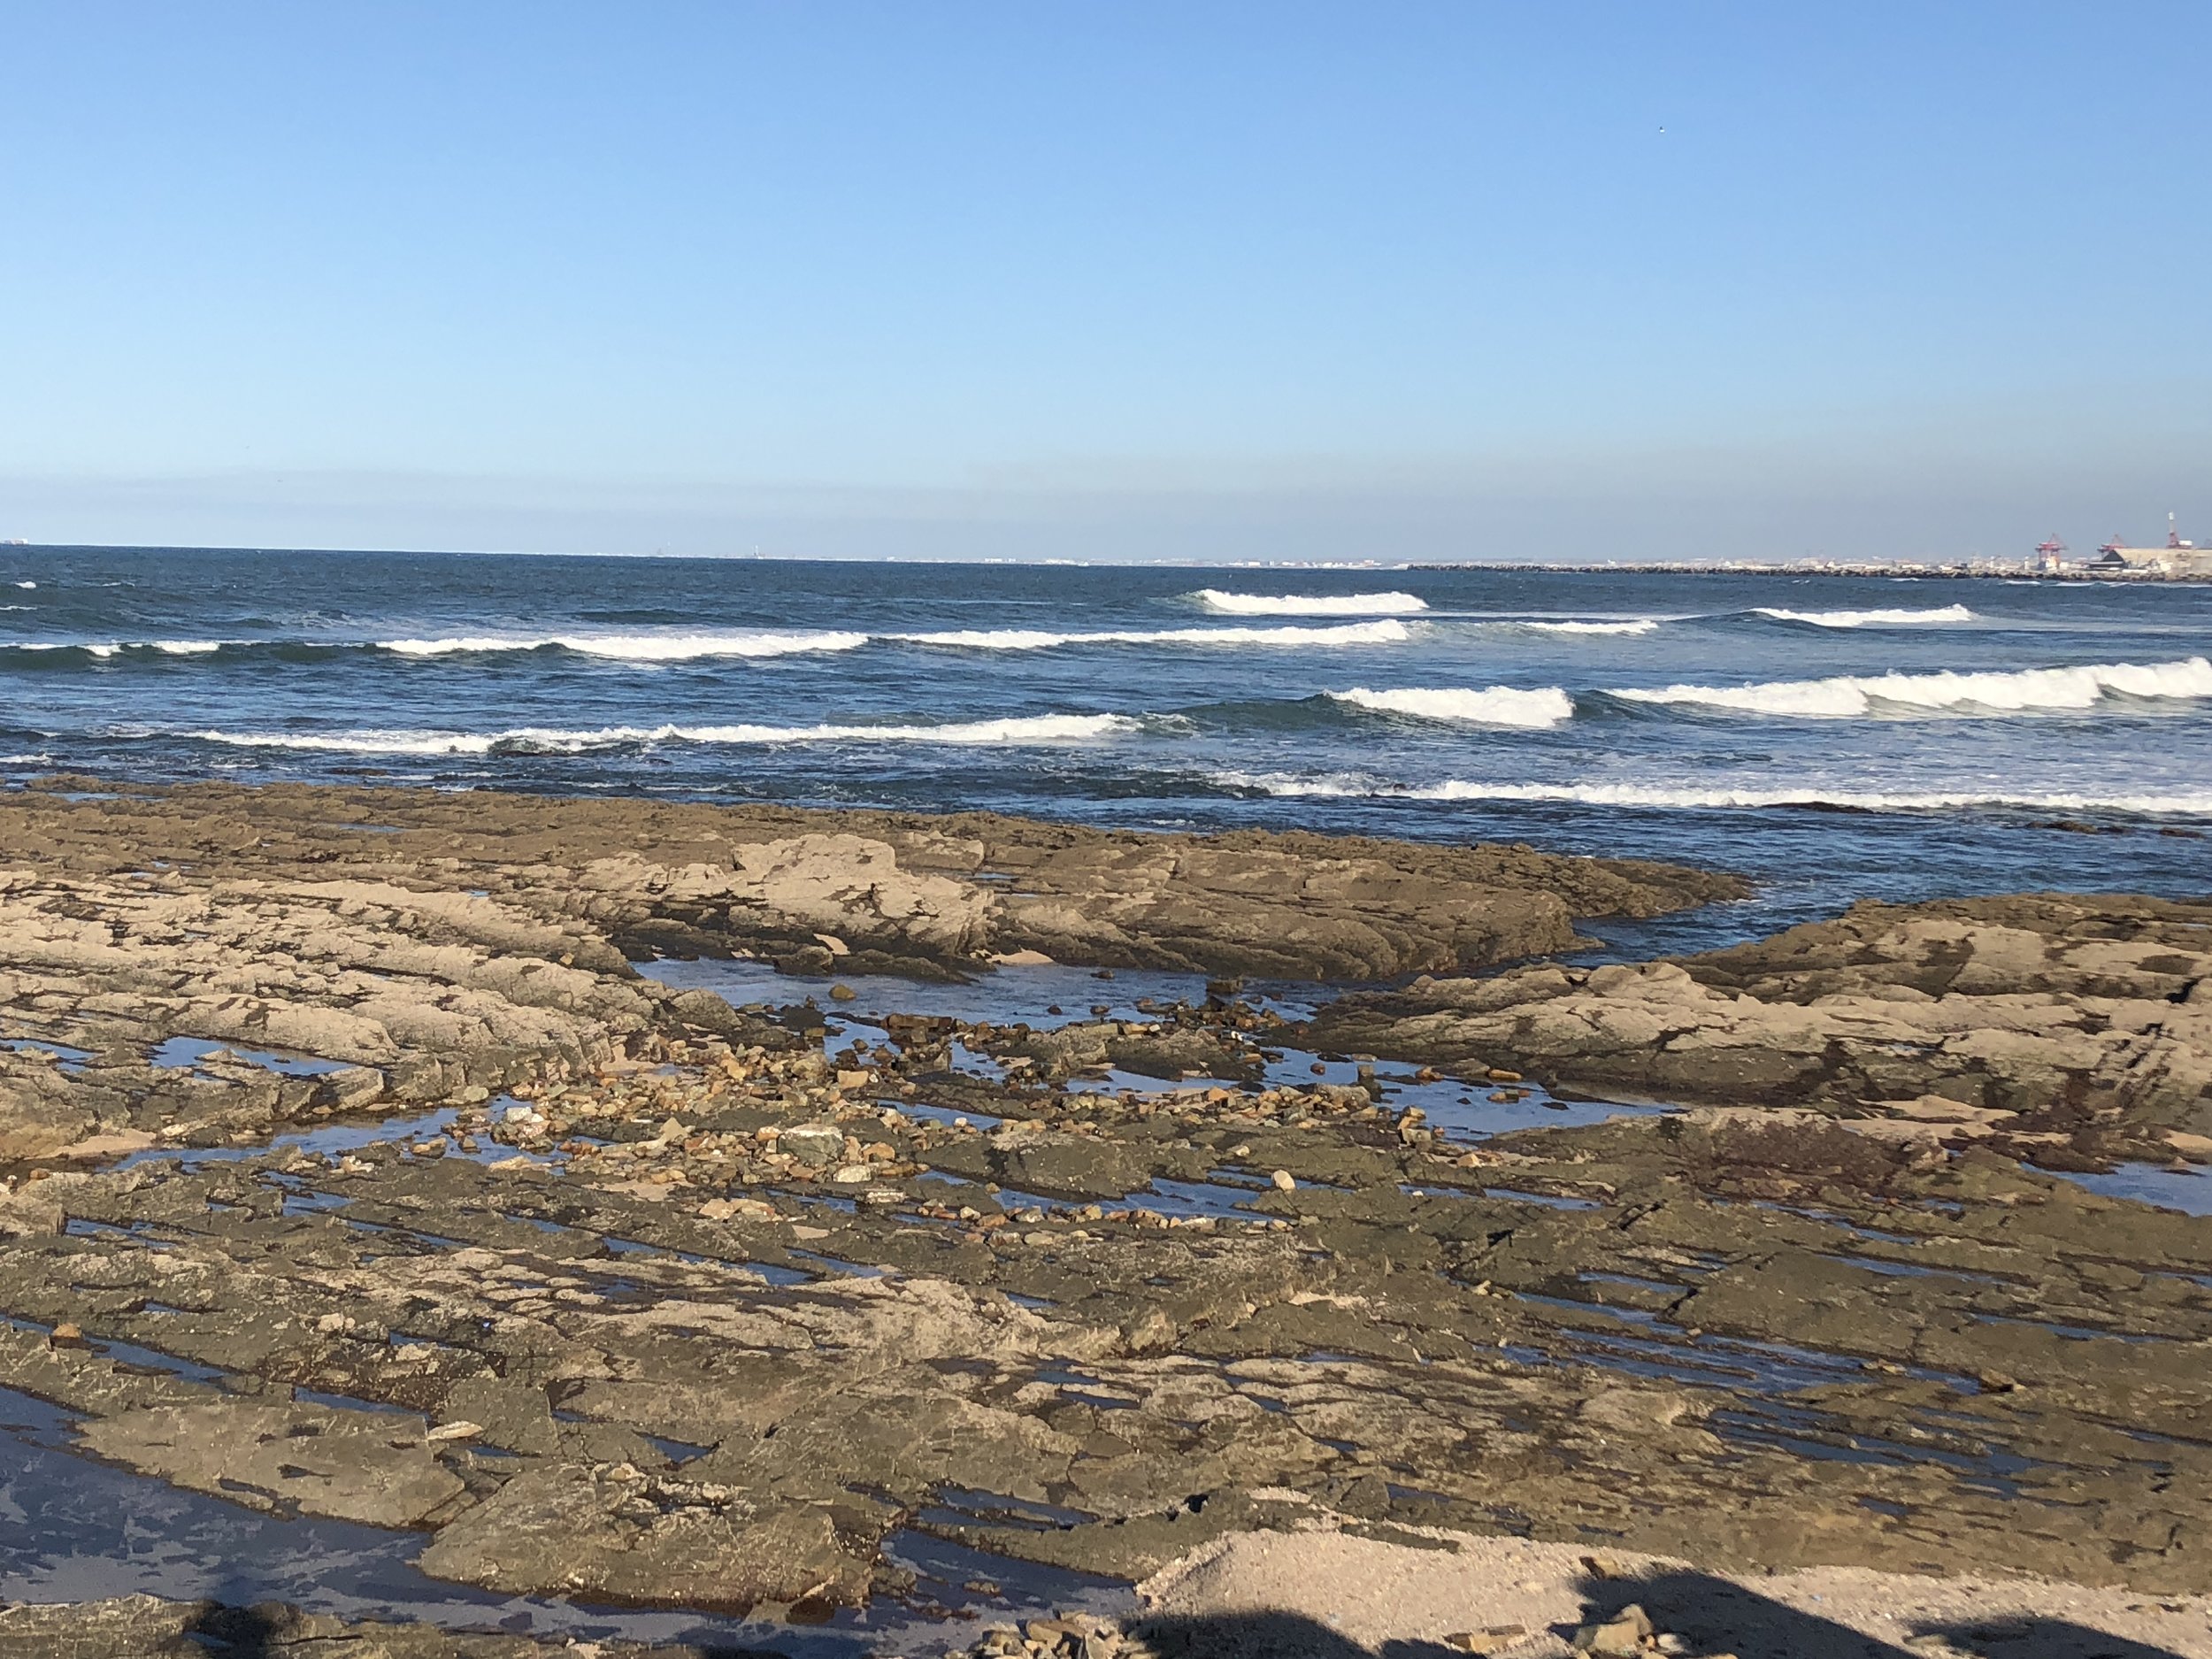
3;3;2206;561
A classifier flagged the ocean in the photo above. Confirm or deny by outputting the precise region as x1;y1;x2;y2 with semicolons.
5;545;2209;952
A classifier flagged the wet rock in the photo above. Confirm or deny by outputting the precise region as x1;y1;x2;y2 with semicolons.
0;1594;723;1655
417;1461;873;1609
1315;893;2212;1156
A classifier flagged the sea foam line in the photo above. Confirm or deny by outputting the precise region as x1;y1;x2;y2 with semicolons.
0;639;230;657
1192;589;1427;617
889;620;1413;649
1215;772;2212;815
378;630;872;660
1329;685;1574;729
187;713;1144;755
1613;656;2212;718
1751;604;1976;628
372;620;1412;658
1512;618;1661;635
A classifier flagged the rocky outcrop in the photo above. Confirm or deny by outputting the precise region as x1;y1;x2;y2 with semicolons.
0;781;1739;1157
0;868;760;1159
1310;893;2212;1163
0;779;1744;981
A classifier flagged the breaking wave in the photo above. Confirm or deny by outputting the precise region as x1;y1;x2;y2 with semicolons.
1513;618;1661;635
1613;657;2212;718
188;714;1142;755
371;621;1411;658
0;639;230;658
1216;772;2212;815
1192;589;1427;617
890;620;1412;650
1751;604;1976;628
379;630;872;661
1329;685;1575;729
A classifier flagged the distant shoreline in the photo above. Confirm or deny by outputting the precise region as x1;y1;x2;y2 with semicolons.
1410;560;2211;584
4;541;2209;580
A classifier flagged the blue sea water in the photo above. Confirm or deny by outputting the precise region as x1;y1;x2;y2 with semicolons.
4;545;2209;948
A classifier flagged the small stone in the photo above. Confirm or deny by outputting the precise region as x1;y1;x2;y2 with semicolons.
1571;1603;1654;1655
426;1419;482;1442
1271;1169;1296;1190
831;1164;872;1183
48;1322;88;1349
1448;1629;1528;1655
830;983;857;1001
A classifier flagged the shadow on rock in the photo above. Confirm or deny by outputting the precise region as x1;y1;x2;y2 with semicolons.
1576;1571;2186;1659
1137;1611;1461;1658
1920;1617;2187;1659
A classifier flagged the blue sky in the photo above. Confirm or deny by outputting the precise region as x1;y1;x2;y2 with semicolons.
2;3;2206;560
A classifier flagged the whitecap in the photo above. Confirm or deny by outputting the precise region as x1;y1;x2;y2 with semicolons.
1512;618;1661;635
1329;686;1574;729
189;713;1142;755
1192;589;1427;617
194;729;499;756
1752;604;1975;628
1214;772;2212;814
12;580;33;590
379;631;872;660
1611;657;2212;718
895;620;1411;650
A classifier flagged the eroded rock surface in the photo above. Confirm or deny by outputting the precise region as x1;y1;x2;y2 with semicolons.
5;786;2210;1647
1313;893;2212;1166
0;1595;714;1656
0;778;1740;979
7;998;2212;1617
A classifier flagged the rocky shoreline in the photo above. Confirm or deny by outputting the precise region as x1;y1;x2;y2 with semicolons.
3;780;2208;1657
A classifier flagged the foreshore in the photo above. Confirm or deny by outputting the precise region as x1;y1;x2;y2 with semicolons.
4;780;2209;1657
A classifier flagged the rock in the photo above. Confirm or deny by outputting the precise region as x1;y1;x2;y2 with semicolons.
779;1123;846;1168
1270;1169;1296;1191
1314;893;2212;1152
1572;1602;1654;1655
1448;1629;1530;1655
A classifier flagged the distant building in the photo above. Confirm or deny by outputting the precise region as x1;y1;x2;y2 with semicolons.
2093;515;2212;577
2032;535;2068;573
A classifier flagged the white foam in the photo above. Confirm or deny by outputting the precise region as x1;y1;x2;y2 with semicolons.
1217;772;2212;815
1330;685;1574;728
0;638;229;657
1613;657;2212;718
373;621;1406;657
1192;589;1427;617
1752;604;1976;628
896;620;1412;650
196;729;498;756
379;631;872;660
191;713;1141;755
651;714;1139;745
12;580;33;590
1514;618;1661;635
